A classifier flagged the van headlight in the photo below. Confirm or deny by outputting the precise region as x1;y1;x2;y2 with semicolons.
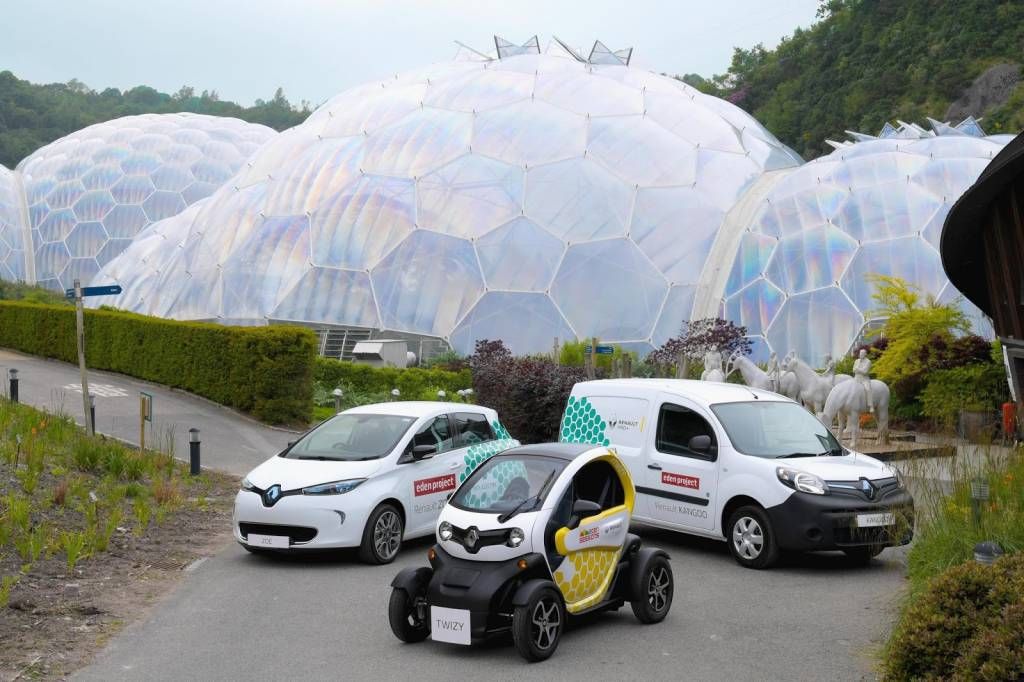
301;479;366;495
507;527;525;548
891;467;906;489
241;477;256;491
438;521;453;541
776;467;829;495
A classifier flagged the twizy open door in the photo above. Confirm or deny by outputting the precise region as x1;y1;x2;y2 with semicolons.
388;443;674;661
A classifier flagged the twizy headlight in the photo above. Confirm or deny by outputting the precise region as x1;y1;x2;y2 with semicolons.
241;477;256;491
438;521;453;541
776;467;829;495
301;479;366;495
507;527;525;548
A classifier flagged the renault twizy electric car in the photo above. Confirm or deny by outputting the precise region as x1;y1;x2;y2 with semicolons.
388;443;674;662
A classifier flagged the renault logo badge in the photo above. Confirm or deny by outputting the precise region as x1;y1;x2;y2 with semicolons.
465;526;479;551
264;484;282;507
859;478;876;500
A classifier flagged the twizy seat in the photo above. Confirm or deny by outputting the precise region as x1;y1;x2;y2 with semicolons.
388;443;674;662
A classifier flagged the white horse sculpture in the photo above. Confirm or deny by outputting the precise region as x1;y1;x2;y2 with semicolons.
728;354;772;390
821;379;890;447
786;357;851;415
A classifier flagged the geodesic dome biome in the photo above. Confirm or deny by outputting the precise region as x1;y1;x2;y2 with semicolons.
5;113;275;292
93;46;802;355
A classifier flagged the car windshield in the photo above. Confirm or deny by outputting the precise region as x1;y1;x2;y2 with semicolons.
284;413;416;461
710;401;843;459
449;455;567;514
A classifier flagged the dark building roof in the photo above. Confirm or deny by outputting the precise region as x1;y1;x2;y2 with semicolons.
941;131;1024;316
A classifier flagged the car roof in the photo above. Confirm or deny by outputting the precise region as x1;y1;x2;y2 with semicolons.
499;442;596;461
343;401;494;418
572;378;787;405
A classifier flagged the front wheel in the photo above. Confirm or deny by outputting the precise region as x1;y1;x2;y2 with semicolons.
630;554;673;623
359;504;404;564
727;505;780;569
843;545;884;565
512;586;564;662
388;587;430;643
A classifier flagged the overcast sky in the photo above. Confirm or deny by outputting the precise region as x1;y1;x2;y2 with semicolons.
4;0;820;107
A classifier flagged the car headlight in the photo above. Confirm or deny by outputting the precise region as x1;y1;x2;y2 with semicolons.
891;466;906;489
438;521;453;541
301;479;366;495
241;477;256;491
507;527;525;548
776;467;829;495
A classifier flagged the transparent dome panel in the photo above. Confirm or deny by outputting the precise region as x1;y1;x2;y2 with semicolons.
631;186;724;284
651;284;697;346
271;267;380;328
724;279;784;336
587;116;698;187
449;292;575;356
525;158;632;241
765;224;858;294
726;232;777;296
767;287;863;362
475;217;562;291
417;155;523;238
840;236;944;311
472;99;587;167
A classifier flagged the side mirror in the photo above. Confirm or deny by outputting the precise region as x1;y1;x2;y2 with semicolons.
688;435;712;453
411;444;436;460
567;499;602;529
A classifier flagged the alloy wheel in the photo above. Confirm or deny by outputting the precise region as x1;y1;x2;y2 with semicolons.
647;566;670;612
531;597;561;650
374;510;402;561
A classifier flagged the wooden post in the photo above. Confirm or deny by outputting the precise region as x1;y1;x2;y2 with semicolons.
624;353;632;378
139;395;146;454
590;337;599;380
553;337;560;363
73;280;94;436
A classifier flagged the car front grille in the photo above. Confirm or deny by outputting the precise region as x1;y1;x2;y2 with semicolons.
239;522;317;544
826;476;901;501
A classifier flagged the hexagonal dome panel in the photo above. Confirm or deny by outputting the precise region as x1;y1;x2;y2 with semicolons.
765;224;858;294
449;292;575;355
417;155;523;238
475;218;562;291
840;236;944;311
525;159;632;242
767;287;863;363
552;238;666;341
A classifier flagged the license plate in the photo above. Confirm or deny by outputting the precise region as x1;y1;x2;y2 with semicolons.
247;533;289;548
856;512;895;528
430;606;471;645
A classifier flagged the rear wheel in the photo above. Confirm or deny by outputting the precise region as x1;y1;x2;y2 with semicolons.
388;587;430;643
843;545;884;565
630;554;673;623
512;586;564;662
359;504;403;564
727;505;780;569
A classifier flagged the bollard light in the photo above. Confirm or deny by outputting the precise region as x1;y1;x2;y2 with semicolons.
970;476;990;527
437;390;446;400
974;541;1004;565
7;368;18;403
189;428;201;475
332;387;343;412
88;393;96;434
391;388;400;399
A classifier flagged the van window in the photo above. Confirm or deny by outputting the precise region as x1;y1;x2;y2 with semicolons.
410;415;454;456
451;412;495;447
656;403;717;461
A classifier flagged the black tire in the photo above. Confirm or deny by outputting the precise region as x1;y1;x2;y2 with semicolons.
512;586;564;662
726;505;780;569
630;554;673;623
388;587;430;643
843;545;884;565
359;503;404;564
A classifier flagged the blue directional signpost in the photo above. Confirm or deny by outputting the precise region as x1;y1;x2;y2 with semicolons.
68;280;123;435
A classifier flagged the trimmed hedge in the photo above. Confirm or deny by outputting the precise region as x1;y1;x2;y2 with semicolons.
0;301;316;425
314;357;472;398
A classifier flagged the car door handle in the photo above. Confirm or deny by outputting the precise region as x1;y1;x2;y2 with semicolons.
647;463;662;470
447;461;461;469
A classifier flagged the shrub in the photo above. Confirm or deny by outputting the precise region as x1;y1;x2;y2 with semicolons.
60;531;89;573
921;362;1010;426
470;340;585;443
0;301;316;424
72;440;105;472
314;357;472;400
884;553;1024;681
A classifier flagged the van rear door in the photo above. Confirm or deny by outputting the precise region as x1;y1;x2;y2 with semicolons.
638;396;720;531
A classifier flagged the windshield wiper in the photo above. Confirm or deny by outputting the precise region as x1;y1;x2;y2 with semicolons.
296;455;333;461
497;469;556;523
777;452;825;459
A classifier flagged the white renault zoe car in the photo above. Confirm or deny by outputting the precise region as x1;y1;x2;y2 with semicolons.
233;402;518;563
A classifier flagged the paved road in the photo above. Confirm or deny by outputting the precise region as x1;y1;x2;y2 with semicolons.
77;529;906;681
0;348;293;477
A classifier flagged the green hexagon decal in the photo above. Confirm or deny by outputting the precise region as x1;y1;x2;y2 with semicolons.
558;396;610;446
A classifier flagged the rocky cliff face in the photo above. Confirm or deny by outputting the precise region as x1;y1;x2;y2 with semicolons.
945;63;1021;122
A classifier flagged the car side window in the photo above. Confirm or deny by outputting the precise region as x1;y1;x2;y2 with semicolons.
410;416;454;457
573;460;625;511
656;403;718;461
451;412;495;447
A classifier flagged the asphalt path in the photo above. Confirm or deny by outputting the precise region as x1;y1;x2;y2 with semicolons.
77;528;906;681
0;348;292;476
